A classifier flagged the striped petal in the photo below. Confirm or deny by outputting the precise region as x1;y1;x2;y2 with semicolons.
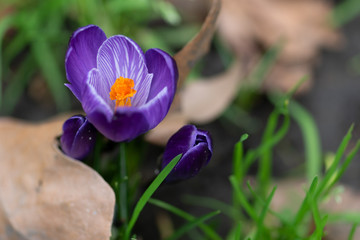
97;36;153;107
65;25;106;101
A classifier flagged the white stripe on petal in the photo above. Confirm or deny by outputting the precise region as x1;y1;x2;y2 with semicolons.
97;36;153;107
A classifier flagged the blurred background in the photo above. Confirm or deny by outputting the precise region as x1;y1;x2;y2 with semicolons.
1;0;360;238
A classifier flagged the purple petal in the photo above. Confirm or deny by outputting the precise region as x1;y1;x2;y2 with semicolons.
166;142;212;182
145;48;178;104
162;125;197;166
82;69;113;122
84;86;174;141
60;115;97;160
65;25;106;101
197;129;213;154
86;107;150;142
97;36;153;107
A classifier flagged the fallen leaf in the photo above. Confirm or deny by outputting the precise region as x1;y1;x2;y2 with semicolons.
218;0;341;93
145;110;188;146
0;116;115;240
173;0;221;88
181;60;243;123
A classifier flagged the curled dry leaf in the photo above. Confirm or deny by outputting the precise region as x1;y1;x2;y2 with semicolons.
0;116;115;240
173;0;221;88
218;0;341;93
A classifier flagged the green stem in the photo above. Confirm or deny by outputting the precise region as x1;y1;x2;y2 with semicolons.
93;134;102;173
118;143;128;231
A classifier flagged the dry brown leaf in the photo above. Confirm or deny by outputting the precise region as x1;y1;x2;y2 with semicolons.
145;110;188;145
181;60;243;123
173;0;221;88
0;116;115;240
218;0;341;93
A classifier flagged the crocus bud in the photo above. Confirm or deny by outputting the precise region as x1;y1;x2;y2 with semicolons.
60;115;97;160
161;125;213;183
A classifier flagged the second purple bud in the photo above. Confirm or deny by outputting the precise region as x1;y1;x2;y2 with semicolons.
161;125;213;183
60;115;97;160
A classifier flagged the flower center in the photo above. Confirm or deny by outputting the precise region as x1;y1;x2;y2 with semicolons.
109;77;137;107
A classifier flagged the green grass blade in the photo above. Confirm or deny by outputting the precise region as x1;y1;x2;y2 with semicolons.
0;15;14;109
183;195;238;220
149;198;222;240
165;210;220;240
234;222;241;240
325;140;360;194
289;101;322;182
125;154;182;239
328;213;360;223
244;114;290;173
233;134;249;183
349;223;358;240
2;55;35;113
258;111;279;196
293;176;318;226
229;175;258;221
254;186;277;240
246;181;288;225
315;125;354;198
332;0;360;27
31;36;70;111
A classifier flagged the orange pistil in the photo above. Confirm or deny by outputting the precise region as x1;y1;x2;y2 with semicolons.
109;77;137;108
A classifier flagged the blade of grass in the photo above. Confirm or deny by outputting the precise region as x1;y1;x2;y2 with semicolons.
0;15;13;109
308;189;326;240
2;55;35;113
229;175;258;221
234;222;241;240
349;223;358;240
165;210;220;240
183;195;238;220
31;36;70;111
258;111;279;196
246;181;289;225
325;140;360;195
315;125;354;198
328;213;360;223
124;154;182;239
254;186;277;240
293;176;318;226
289;101;322;182
243;114;290;173
149;198;222;240
233;134;249;183
332;0;360;27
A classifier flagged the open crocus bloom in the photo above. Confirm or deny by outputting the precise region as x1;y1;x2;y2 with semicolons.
65;25;178;142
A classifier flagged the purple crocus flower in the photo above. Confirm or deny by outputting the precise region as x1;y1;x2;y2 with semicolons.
60;115;97;160
161;125;213;183
65;25;177;142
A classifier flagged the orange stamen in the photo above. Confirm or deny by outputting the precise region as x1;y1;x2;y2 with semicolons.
109;77;137;108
